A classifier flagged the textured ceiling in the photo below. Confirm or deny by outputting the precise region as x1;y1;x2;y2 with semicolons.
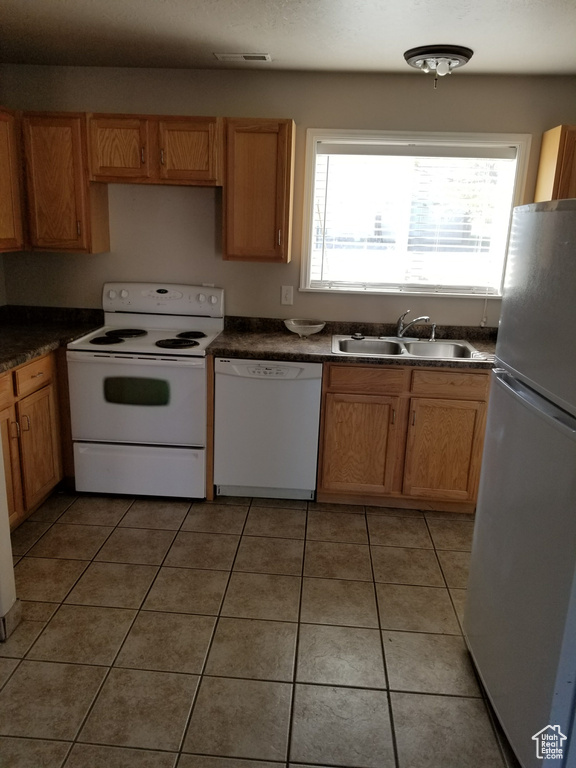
2;0;576;75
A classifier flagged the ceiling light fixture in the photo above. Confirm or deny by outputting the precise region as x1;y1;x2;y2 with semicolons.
403;45;473;88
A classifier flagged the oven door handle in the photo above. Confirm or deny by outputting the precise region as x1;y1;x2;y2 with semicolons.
66;350;206;368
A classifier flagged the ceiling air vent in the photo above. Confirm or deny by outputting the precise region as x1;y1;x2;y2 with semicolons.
213;53;272;62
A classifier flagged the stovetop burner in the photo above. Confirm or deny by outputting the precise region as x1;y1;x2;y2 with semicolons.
90;336;125;345
155;338;200;349
176;331;207;340
106;328;148;339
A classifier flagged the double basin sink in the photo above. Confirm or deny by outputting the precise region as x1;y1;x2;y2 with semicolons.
332;335;479;360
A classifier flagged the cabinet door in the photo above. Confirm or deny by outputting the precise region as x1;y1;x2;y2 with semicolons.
89;117;150;180
403;397;486;501
534;125;576;202
23;115;89;250
17;384;62;510
320;393;399;494
0;404;24;529
224;118;294;262
556;127;576;199
0;111;24;252
158;118;222;184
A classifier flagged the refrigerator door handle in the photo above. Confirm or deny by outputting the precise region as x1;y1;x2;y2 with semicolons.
494;368;576;438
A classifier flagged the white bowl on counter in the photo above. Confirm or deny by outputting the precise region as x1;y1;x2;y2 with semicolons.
284;319;326;338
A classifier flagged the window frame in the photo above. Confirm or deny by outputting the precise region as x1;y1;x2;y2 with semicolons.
299;128;531;298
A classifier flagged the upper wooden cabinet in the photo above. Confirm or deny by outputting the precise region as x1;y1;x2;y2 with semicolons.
0;109;24;252
88;115;223;185
223;118;295;263
22;113;110;253
534;125;576;202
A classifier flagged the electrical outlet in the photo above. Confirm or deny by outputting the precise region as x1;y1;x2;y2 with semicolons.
281;285;294;305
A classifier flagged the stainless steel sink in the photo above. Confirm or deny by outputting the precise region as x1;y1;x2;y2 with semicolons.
331;335;480;360
402;340;474;359
335;338;403;356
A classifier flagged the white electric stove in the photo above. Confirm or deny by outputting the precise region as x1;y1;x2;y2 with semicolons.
66;282;224;498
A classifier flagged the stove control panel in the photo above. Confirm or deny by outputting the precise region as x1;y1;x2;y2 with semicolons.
102;283;224;318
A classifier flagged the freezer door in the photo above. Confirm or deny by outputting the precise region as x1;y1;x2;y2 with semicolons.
464;369;576;768
497;200;576;416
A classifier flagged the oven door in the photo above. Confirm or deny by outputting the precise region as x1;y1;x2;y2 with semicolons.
66;351;206;446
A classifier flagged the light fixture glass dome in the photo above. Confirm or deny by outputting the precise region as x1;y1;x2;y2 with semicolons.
404;45;474;78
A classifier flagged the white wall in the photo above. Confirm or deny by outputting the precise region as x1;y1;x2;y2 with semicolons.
2;65;576;325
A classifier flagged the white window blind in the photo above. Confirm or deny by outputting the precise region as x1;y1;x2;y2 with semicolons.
302;131;529;297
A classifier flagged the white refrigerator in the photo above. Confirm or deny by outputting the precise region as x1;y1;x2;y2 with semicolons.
464;199;576;768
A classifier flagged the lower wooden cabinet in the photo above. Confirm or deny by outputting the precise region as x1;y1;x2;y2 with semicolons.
321;393;400;495
0;403;24;528
18;384;62;511
403;397;486;502
1;353;62;529
317;363;490;512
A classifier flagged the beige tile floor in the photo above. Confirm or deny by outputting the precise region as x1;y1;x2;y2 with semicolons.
1;492;520;768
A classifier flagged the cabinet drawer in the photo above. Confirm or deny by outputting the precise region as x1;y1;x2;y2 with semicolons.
410;370;489;399
14;355;55;398
326;365;410;394
0;372;14;409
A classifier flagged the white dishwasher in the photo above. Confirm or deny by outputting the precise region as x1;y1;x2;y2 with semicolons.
214;358;322;500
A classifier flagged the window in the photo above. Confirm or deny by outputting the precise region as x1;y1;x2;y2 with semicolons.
301;130;530;296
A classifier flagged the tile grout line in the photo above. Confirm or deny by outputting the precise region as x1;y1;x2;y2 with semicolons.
366;506;401;768
56;495;154;765
58;496;222;763
283;498;309;766
175;499;252;758
17;497;139;668
7;495;505;765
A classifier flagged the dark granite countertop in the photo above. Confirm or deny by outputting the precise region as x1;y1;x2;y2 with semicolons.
208;318;497;370
0;307;103;374
0;309;497;374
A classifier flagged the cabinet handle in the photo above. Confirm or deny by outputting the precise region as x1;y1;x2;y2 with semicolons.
32;371;44;379
76;221;81;237
391;409;396;425
412;410;416;426
141;147;145;164
277;229;282;246
11;421;20;439
160;148;165;165
22;414;31;432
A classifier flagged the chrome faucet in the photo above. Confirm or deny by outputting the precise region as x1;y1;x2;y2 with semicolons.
396;310;430;337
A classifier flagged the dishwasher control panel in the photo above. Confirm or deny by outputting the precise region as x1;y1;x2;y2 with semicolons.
247;365;294;378
216;359;320;380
